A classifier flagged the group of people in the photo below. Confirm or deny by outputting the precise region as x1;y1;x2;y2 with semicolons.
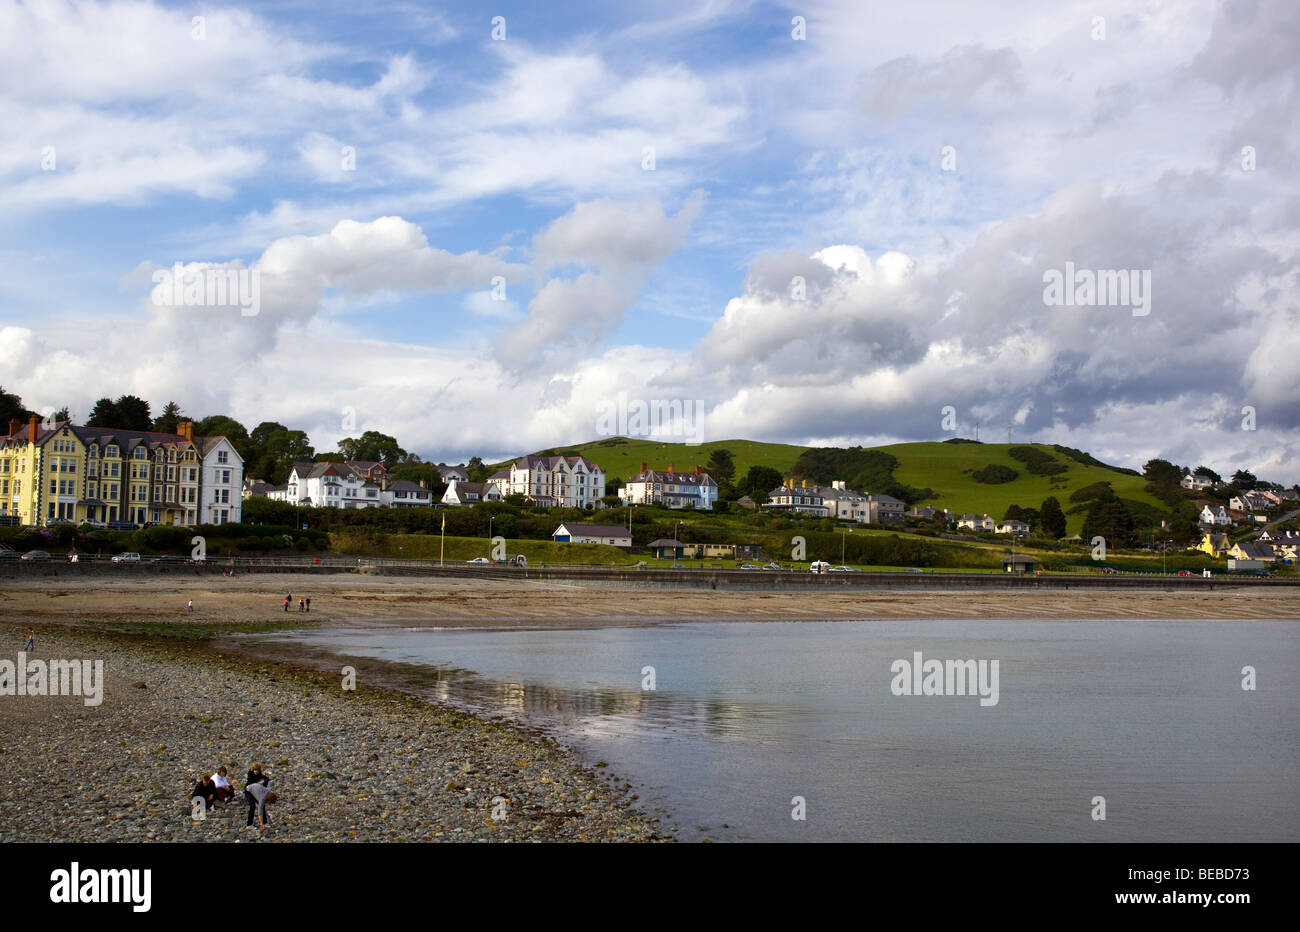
189;762;278;828
283;593;311;613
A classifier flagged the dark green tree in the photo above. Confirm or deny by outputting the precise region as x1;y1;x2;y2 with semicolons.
0;386;36;426
153;401;185;434
113;395;152;430
86;397;119;427
1039;496;1067;538
338;431;406;467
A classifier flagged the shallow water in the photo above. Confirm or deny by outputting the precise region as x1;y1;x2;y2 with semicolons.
250;619;1300;842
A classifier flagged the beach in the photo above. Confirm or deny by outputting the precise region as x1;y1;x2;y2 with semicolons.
2;573;1295;843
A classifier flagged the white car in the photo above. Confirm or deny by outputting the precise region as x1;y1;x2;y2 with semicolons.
111;552;141;563
809;561;831;574
829;565;860;572
466;557;490;564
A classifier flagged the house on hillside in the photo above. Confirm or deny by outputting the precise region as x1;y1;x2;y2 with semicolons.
763;480;828;516
1229;492;1271;513
269;462;383;509
441;479;502;507
1197;532;1231;558
957;514;996;532
622;462;717;510
499;454;606;509
1199;505;1231;526
552;523;632;547
436;464;469;483
996;519;1030;536
384;480;433;507
1181;474;1218;491
1228;540;1276;563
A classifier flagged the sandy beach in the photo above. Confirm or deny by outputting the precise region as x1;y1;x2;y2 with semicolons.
2;572;1297;629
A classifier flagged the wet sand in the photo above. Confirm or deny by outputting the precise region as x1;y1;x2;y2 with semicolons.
2;572;1297;629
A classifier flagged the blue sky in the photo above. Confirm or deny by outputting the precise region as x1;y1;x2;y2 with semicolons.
1;0;1298;481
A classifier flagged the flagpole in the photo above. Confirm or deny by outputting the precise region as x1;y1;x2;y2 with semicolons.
440;513;445;566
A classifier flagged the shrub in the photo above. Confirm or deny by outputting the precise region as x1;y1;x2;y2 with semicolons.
972;464;1018;484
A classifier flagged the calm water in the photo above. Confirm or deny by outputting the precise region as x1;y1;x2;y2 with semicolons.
252;620;1300;842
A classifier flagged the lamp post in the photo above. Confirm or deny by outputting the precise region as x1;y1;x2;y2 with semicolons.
841;527;851;563
489;515;495;561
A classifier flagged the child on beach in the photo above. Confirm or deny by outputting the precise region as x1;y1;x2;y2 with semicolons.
283;595;291;612
187;599;194;613
298;598;305;612
190;774;218;814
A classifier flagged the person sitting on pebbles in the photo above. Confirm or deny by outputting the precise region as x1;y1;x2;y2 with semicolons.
211;766;234;804
189;773;218;815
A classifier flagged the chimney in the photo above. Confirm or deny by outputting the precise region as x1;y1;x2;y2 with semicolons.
419;479;426;489
7;418;19;438
28;414;38;442
695;465;701;475
801;479;808;489
178;420;193;442
667;463;674;474
640;461;647;475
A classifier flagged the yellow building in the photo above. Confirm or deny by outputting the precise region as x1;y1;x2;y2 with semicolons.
1197;532;1230;558
1;417;239;527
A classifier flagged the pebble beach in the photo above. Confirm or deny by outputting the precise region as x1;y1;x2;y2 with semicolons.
0;623;665;843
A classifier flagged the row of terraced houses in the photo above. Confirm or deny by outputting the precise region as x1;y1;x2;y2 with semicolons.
0;416;242;527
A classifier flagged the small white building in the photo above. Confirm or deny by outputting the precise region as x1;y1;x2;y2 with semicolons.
1181;473;1217;491
552;522;632;547
957;514;996;532
996;519;1030;536
442;479;502;507
1200;504;1231;526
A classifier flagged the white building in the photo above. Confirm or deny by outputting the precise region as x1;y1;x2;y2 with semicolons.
552;522;632;547
1181;473;1217;491
197;436;244;525
997;519;1030;535
763;480;827;516
499;454;606;508
442;479;502;507
957;514;996;532
384;480;433;507
623;462;718;510
1199;505;1231;526
270;462;383;509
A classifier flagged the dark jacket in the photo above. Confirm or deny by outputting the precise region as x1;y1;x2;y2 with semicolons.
246;769;269;789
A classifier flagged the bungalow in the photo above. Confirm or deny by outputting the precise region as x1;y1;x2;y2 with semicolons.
1002;554;1038;575
441;479;502;507
647;538;688;560
384;480;433;507
1200;505;1232;526
957;514;996;532
1197;532;1231;558
996;519;1030;536
436;464;470;483
552;523;632;547
1227;541;1276;563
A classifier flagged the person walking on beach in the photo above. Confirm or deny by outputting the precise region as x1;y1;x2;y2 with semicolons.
283;594;291;612
298;598;305;613
305;597;311;613
23;629;35;652
187;599;194;614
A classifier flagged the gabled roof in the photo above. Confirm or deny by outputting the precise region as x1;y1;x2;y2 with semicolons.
555;523;632;538
387;480;428;493
630;468;716;487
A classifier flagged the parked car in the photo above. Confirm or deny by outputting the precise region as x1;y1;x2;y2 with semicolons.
21;550;51;561
0;550;22;560
1101;567;1118;574
151;554;190;564
738;563;761;570
1176;570;1194;576
466;557;490;564
111;552;142;563
904;567;923;574
763;562;782;570
829;565;860;572
670;563;686;568
809;560;831;574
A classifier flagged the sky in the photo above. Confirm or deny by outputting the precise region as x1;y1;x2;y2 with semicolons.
1;0;1297;481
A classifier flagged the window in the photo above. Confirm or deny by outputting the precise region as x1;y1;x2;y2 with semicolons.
50;480;57;494
221;469;230;484
217;451;228;464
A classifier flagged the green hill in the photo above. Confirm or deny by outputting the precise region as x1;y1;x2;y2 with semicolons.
507;436;1158;533
495;436;806;483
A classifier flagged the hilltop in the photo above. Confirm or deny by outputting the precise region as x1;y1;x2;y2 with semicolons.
508;436;1157;520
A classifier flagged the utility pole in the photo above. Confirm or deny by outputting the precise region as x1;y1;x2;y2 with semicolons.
974;421;979;442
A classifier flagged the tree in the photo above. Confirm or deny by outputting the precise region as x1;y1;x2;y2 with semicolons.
1083;500;1135;549
705;448;736;488
465;456;490;482
0;386;36;426
1231;469;1257;491
1039;496;1067;538
1192;465;1222;483
250;421;289;449
338;431;406;467
194;415;249;443
86;397;120;427
152;401;185;434
740;465;783;499
113;395;152;430
1143;458;1182;487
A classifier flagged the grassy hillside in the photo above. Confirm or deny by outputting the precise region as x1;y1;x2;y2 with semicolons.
883;442;1160;531
498;436;806;482
508;437;1155;531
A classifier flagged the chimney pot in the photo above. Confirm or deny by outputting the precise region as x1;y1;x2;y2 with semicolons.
640;461;647;475
7;418;19;437
28;414;38;441
695;465;701;475
667;463;674;474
